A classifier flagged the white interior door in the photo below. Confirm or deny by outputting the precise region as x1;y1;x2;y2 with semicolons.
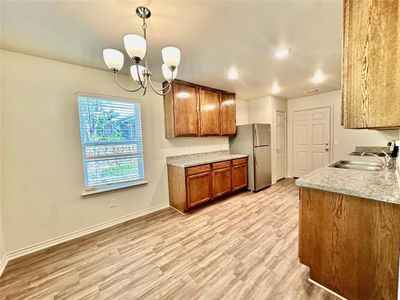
293;107;331;177
276;111;286;181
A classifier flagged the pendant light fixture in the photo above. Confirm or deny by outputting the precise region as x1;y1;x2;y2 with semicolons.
103;6;181;96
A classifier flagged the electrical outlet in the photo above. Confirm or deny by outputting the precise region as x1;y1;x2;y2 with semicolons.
110;199;116;208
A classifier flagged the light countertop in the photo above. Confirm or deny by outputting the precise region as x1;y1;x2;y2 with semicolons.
167;150;248;168
295;155;400;205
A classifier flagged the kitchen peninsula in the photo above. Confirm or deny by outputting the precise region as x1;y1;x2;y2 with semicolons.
296;154;400;300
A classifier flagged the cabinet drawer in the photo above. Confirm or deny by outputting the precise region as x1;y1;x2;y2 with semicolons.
212;160;231;170
186;164;211;175
232;157;247;165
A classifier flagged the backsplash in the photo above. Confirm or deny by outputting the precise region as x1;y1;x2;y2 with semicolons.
166;150;230;163
354;146;390;153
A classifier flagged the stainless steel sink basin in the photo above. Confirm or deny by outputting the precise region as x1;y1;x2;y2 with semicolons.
330;160;382;171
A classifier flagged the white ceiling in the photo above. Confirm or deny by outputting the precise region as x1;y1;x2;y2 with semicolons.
0;0;342;99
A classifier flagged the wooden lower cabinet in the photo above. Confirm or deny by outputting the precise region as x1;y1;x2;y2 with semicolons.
186;172;212;208
168;157;248;212
232;163;248;191
299;187;400;300
212;167;232;198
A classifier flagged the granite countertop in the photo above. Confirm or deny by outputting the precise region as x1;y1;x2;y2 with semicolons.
167;150;248;168
295;155;400;205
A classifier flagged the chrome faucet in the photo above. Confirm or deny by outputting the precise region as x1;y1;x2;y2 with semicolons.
361;150;393;169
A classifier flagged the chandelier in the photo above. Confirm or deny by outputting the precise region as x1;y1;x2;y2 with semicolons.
102;6;181;96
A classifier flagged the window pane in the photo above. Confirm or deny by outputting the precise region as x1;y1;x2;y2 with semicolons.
83;144;139;158
84;156;144;187
78;98;142;144
78;94;145;189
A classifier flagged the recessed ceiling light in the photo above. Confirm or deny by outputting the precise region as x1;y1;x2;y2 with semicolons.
227;69;239;80
271;83;281;94
274;48;291;58
311;70;325;83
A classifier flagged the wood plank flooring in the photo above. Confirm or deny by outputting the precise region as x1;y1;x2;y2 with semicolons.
0;179;336;299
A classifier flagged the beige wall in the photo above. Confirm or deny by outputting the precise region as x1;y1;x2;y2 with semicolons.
247;95;288;183
236;99;249;125
1;50;230;253
287;90;399;177
248;96;270;124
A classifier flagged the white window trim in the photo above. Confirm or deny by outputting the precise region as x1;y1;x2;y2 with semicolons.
81;180;148;197
76;91;146;196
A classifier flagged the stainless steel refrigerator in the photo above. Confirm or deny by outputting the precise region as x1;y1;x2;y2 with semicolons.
229;124;271;191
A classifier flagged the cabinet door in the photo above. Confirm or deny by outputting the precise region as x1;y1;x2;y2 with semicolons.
186;172;212;208
220;92;236;135
174;82;199;136
342;0;400;128
232;163;248;191
199;88;220;136
212;167;232;198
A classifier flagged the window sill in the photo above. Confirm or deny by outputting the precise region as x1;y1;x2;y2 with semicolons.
81;180;148;197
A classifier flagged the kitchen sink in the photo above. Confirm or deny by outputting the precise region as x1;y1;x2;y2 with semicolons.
330;160;382;171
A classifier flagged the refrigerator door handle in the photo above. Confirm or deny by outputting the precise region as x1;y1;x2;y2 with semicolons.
253;125;258;147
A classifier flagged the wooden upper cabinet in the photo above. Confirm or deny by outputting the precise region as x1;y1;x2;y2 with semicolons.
163;80;236;138
173;82;199;137
199;88;220;136
164;81;199;138
342;0;400;129
220;92;236;135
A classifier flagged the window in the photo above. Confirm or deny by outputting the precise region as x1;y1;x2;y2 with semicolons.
77;93;145;192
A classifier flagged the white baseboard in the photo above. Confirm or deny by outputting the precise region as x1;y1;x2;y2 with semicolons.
4;203;169;270
308;278;347;300
0;254;9;277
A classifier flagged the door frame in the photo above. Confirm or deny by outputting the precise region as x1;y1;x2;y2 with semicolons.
275;110;287;181
291;105;334;176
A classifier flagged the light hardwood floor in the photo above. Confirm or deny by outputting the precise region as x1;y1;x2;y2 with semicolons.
0;179;336;299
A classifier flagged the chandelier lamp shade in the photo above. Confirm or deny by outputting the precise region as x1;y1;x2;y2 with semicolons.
102;6;181;96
